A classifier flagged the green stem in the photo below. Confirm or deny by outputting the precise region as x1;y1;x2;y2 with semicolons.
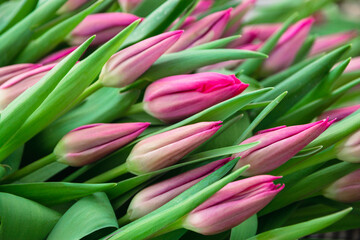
150;218;184;238
1;153;57;183
279;146;337;176
117;213;131;227
123;102;145;116
67;80;103;110
85;163;128;183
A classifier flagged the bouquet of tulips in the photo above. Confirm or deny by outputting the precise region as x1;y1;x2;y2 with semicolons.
1;0;360;239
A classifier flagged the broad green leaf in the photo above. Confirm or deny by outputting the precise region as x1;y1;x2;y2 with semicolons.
0;192;61;240
254;45;351;129
0;0;38;33
151;229;187;240
0;21;139;162
230;214;258;240
0;37;94;150
0;0;67;66
1;146;24;176
14;0;102;63
140;49;267;82
236;91;287;144
48;193;118;240
0;182;116;205
249;208;352;240
262;162;360;215
105;160;248;240
188;35;241;51
32;88;139;154
235;14;297;75
17;162;68;183
123;0;194;47
133;0;167;17
262;56;320;87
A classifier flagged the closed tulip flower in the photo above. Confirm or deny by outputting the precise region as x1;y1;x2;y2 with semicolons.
69;13;141;46
54;122;150;166
317;104;360;122
99;31;183;88
183;175;284;235
143;73;248;123
59;0;88;13
0;63;41;86
0;64;55;111
224;0;257;36
118;0;143;12
192;0;214;16
323;169;360;203
127;157;231;220
344;56;360;73
335;129;360;163
126;121;222;174
232;119;333;176
310;31;357;56
166;9;231;53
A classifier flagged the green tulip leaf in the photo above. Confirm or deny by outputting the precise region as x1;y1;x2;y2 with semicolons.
230;214;258;240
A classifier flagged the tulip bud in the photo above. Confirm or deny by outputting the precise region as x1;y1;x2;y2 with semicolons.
232;119;333;176
0;64;55;111
262;18;314;73
224;0;257;36
166;9;232;53
128;157;231;220
335;130;360;163
118;0;142;12
0;63;41;86
323;169;360;202
192;0;214;16
39;47;78;65
59;0;88;13
99;31;183;88
317;104;360;122
309;31;357;56
183;175;284;235
54;122;150;167
126;121;222;174
143;73;248;123
69;13;141;46
344;56;360;73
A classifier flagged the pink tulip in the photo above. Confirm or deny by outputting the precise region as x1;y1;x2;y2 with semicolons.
69;13;141;46
262;17;314;73
317;104;360;122
335;130;360;163
310;31;357;56
127;157;231;220
166;9;232;53
344;56;360;73
54;122;150;166
118;0;142;12
323;169;360;202
183;175;284;235
99;31;182;88
39;47;78;65
143;73;248;123
0;64;55;111
224;0;257;36
192;0;214;16
0;64;41;86
232;119;334;176
126;122;222;174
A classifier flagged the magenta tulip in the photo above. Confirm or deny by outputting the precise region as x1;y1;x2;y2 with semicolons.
143;73;248;123
192;0;214;16
309;31;357;56
127;157;231;220
126;121;222;174
183;175;284;235
54;122;150;166
232;119;333;176
0;63;41;86
335;130;360;163
69;13;141;46
344;56;360;73
323;169;360;203
166;9;231;53
224;0;257;36
99;31;183;88
317;104;360;122
0;64;55;111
